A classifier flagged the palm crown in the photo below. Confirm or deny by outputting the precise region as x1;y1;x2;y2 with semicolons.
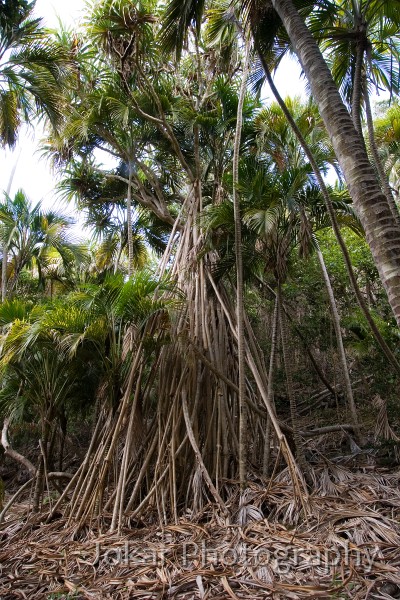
0;0;70;147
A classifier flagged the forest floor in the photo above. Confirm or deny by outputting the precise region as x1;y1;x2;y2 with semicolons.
1;462;400;599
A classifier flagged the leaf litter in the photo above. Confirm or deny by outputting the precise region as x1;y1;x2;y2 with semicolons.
1;464;400;599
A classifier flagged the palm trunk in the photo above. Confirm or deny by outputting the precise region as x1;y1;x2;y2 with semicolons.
233;41;250;489
317;248;361;441
114;239;124;274
351;42;364;138
364;82;400;228
277;282;310;482
258;53;400;375
270;0;400;328
263;295;279;475
127;162;134;278
1;242;7;303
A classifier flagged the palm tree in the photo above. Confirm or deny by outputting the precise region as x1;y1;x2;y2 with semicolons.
204;96;365;455
0;269;178;512
255;100;362;439
0;0;70;147
309;0;399;126
309;0;400;223
161;0;400;329
232;39;251;489
0;189;86;297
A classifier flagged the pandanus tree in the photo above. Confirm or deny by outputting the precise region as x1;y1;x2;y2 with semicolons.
46;87;159;278
34;0;306;530
44;51;177;276
57;157;170;275
161;0;400;330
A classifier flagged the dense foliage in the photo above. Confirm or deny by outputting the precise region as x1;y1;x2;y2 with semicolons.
1;0;400;535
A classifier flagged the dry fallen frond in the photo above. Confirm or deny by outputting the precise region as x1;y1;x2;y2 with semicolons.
2;465;400;599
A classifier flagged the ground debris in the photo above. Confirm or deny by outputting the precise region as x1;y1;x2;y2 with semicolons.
1;466;400;599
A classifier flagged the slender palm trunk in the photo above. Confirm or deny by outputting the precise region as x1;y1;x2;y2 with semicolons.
127;161;134;278
233;41;250;489
351;42;365;138
317;248;361;441
270;0;400;328
263;296;279;474
32;416;50;512
258;54;400;375
277;282;310;481
1;242;7;303
364;83;400;227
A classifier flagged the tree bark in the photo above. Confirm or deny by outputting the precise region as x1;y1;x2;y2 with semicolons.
271;0;400;328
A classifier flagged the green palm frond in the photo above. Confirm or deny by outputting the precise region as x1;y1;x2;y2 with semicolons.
0;90;19;147
0;5;72;147
116;269;181;326
243;205;281;237
160;0;206;58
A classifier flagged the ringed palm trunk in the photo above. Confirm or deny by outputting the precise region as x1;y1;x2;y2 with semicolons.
271;0;400;328
351;41;365;139
1;242;7;303
32;414;51;512
233;41;250;489
263;295;279;474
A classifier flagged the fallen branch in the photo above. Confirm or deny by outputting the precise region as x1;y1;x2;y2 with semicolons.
280;422;355;438
1;418;36;476
300;424;355;438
